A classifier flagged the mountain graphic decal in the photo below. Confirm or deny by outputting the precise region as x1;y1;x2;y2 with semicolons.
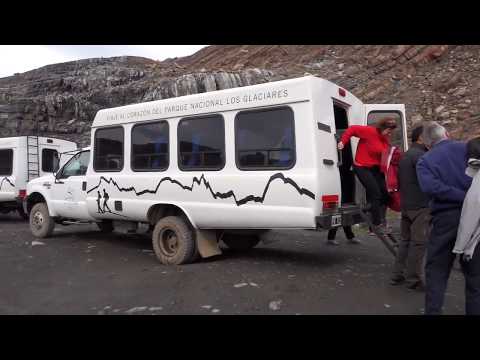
0;177;15;191
87;172;315;206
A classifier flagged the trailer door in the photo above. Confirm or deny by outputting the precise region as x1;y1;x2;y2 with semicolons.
0;148;15;202
364;104;408;151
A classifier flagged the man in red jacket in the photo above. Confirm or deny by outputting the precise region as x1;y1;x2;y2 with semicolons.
338;117;397;234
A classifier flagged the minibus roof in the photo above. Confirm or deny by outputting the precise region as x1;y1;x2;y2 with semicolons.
92;76;360;128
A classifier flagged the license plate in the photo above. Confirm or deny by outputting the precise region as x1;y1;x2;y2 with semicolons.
331;214;342;227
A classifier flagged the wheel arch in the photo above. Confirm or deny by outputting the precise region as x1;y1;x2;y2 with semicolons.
26;192;47;214
26;191;58;217
146;203;197;229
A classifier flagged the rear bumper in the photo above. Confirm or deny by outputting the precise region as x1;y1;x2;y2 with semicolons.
316;205;364;230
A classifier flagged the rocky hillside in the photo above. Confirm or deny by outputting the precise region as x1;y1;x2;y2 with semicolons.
1;45;479;147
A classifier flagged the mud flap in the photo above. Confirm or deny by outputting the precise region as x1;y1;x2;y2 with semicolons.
196;229;222;258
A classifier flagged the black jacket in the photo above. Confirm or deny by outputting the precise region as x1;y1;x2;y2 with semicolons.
398;143;429;211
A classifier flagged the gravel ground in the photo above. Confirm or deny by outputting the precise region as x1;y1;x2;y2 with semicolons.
0;213;466;315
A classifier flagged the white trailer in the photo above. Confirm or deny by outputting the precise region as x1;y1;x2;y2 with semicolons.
0;136;77;218
25;76;408;264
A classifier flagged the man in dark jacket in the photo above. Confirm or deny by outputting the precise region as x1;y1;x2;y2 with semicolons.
390;126;430;290
416;121;474;315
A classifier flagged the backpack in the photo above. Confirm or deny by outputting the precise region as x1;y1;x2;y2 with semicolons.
381;146;403;212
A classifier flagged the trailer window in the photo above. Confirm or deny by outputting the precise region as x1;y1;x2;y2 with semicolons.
94;127;124;172
0;149;13;176
132;121;169;171
178;115;225;171
235;107;295;170
42;148;59;173
367;111;405;151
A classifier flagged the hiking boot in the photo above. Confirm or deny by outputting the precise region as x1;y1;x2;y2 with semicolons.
327;239;340;246
390;275;406;285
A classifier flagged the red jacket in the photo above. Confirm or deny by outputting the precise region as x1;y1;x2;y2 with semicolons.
340;125;390;167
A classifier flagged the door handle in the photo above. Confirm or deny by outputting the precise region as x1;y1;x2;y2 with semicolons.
82;181;87;191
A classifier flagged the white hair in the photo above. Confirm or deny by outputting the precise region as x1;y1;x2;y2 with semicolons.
422;121;447;147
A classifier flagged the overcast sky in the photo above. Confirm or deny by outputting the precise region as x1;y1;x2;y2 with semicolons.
0;45;208;78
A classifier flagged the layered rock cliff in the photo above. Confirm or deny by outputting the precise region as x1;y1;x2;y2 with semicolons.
1;45;479;147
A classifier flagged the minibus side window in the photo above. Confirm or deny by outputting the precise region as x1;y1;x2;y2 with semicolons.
178;115;225;171
131;121;169;172
94;127;124;172
367;111;405;151
42;148;59;172
235;107;296;170
0;149;13;175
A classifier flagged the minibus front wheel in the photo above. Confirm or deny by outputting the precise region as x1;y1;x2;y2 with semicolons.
29;202;55;238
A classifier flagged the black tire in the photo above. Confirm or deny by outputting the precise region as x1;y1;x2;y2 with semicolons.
97;220;114;233
29;202;55;238
152;216;196;265
222;233;260;251
17;207;29;220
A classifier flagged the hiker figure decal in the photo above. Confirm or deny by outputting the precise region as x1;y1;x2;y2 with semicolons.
96;188;126;217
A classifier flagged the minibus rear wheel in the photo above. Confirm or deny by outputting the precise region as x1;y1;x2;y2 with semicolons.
222;233;260;251
30;202;55;238
97;220;114;233
152;216;196;265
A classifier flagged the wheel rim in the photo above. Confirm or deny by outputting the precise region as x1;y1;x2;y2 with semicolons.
32;210;44;230
159;228;179;257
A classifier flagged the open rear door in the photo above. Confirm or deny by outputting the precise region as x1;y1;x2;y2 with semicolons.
364;104;408;151
354;104;408;207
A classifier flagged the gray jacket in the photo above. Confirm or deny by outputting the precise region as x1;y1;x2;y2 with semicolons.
454;158;480;260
